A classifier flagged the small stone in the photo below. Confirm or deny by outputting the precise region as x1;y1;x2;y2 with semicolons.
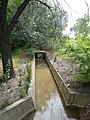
3;83;6;87
67;84;70;87
8;89;12;93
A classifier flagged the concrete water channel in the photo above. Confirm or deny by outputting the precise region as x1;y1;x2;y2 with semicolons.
22;56;79;120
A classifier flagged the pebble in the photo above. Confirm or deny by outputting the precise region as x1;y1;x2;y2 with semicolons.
3;83;6;87
67;84;70;87
8;89;12;93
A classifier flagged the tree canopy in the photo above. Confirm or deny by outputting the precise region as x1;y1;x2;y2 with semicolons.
70;15;90;36
0;0;68;79
11;1;68;50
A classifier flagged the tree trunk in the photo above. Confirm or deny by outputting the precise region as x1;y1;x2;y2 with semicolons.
0;18;15;79
1;35;15;79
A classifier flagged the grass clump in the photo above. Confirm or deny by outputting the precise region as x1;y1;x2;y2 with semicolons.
19;89;25;98
17;79;22;86
25;81;29;95
0;74;8;83
0;99;9;110
25;63;31;94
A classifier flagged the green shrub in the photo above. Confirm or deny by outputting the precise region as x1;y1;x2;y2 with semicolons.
26;74;31;82
63;35;90;82
19;90;25;98
17;80;22;86
18;68;23;77
26;64;31;74
0;74;8;83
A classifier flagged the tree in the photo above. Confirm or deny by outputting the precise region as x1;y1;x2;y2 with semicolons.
0;0;51;79
70;15;90;36
11;1;67;51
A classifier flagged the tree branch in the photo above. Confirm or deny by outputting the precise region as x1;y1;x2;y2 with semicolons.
8;0;32;33
35;0;52;12
85;0;89;16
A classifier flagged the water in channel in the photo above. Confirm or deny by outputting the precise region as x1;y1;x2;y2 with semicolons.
22;58;79;120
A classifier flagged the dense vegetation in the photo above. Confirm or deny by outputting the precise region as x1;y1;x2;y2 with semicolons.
0;0;90;83
56;15;90;83
10;1;67;51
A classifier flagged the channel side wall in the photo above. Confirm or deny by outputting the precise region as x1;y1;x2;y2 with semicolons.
31;55;36;109
45;54;90;108
0;96;34;120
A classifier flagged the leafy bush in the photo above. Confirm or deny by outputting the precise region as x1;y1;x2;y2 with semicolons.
63;35;90;82
26;64;31;74
17;79;22;86
19;90;25;98
0;74;8;83
26;74;31;82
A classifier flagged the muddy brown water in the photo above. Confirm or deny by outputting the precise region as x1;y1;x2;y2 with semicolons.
22;58;79;120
